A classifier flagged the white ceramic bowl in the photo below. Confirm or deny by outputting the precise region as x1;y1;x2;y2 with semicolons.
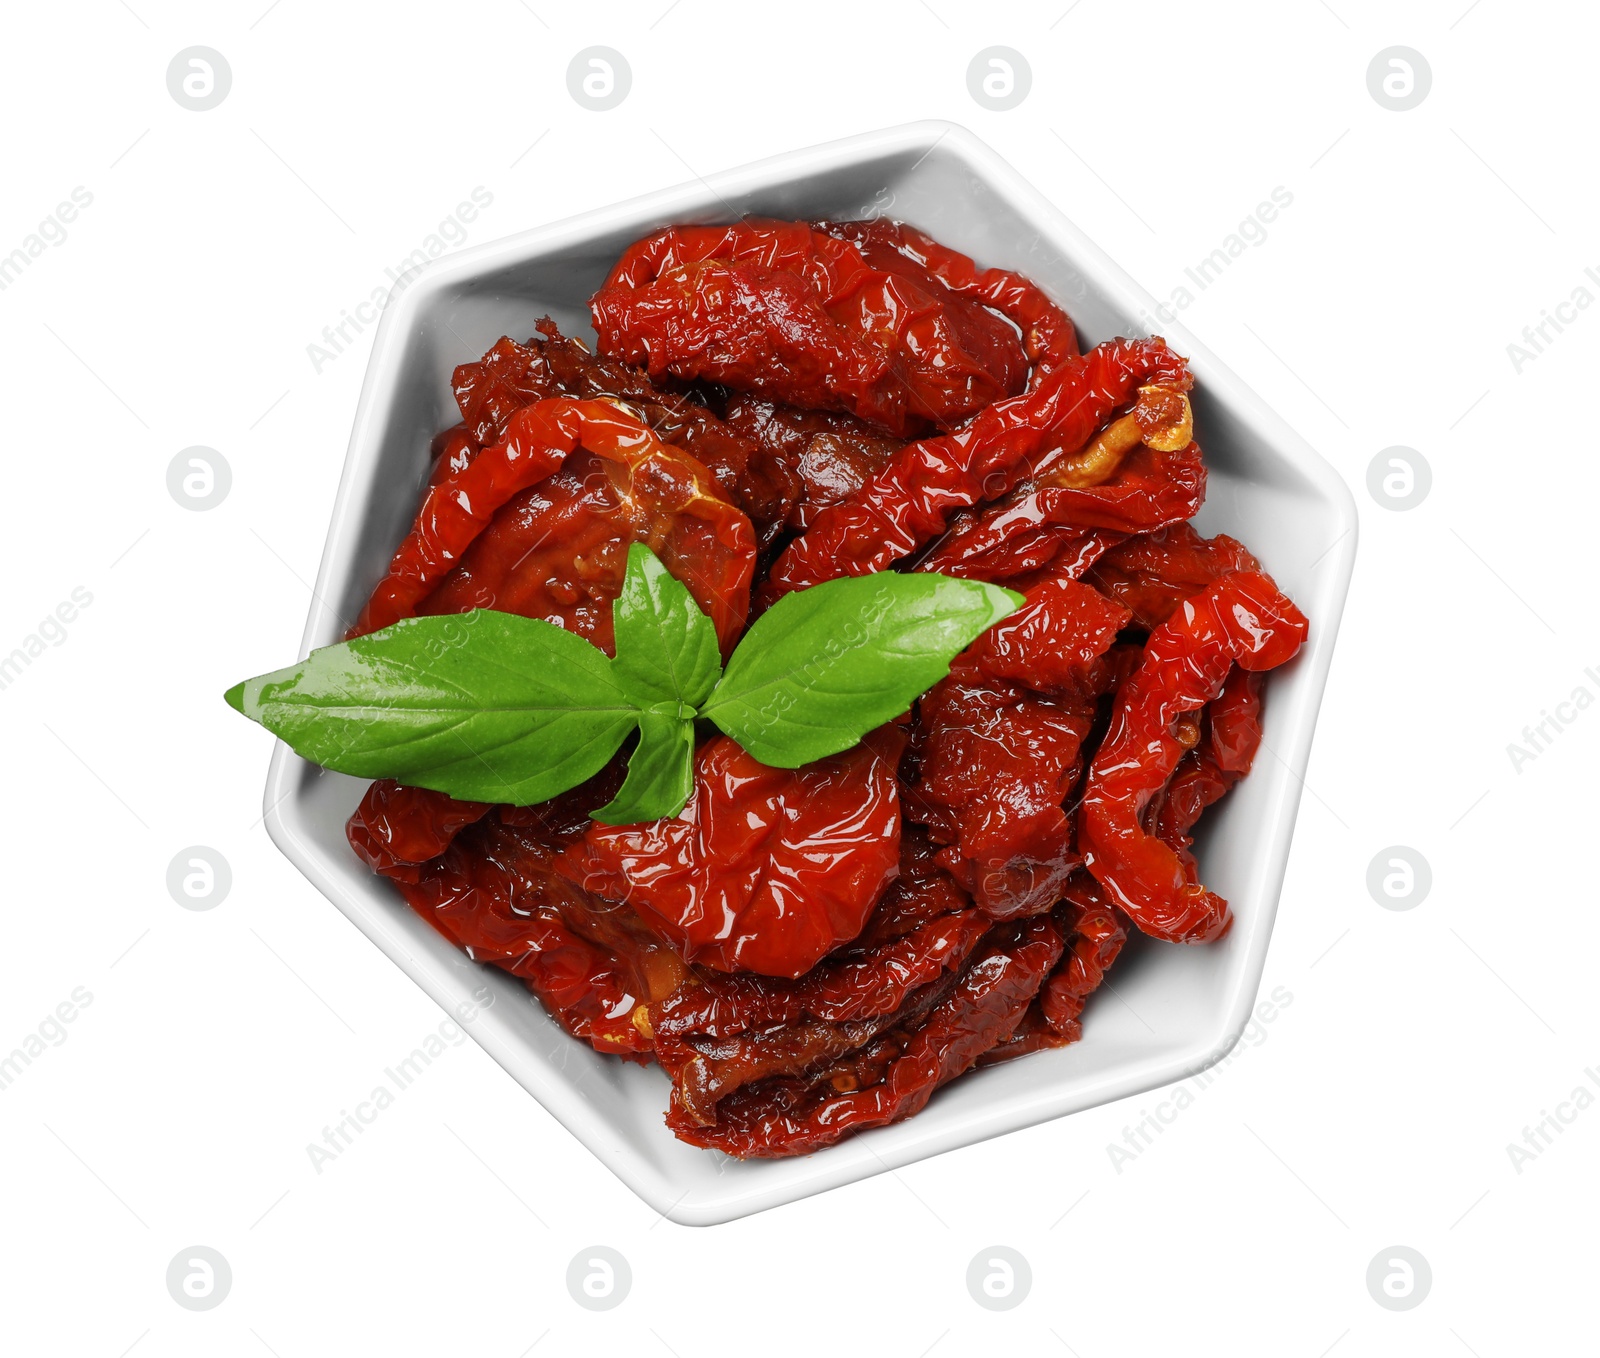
262;120;1357;1225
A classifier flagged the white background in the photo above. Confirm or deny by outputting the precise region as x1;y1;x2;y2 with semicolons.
1;1;1593;1353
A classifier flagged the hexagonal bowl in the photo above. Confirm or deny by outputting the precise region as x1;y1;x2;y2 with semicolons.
261;120;1357;1225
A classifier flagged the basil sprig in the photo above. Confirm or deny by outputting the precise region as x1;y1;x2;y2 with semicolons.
226;545;1021;824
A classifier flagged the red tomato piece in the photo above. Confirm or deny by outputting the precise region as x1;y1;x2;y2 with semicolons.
719;395;905;532
904;573;1131;919
1079;570;1308;943
354;398;756;655
347;779;491;883
1085;523;1262;630
971;574;1133;691
817;218;1079;379
761;337;1191;603
665;913;1065;1156
916;441;1207;582
426;423;481;489
557;730;905;978
590;220;1033;437
1148;666;1264;882
908;655;1097;919
451;336;563;445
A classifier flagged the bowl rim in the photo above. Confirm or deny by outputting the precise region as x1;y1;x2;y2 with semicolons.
261;118;1358;1225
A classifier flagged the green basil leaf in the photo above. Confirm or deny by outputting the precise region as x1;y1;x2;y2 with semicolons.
702;573;1023;768
610;542;722;707
589;705;696;825
225;609;639;805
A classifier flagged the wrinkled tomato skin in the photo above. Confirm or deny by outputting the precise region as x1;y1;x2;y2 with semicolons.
918;442;1206;582
819;218;1079;378
426;424;480;488
1085;523;1260;629
719;395;904;532
1079;570;1308;943
452;337;560;445
905;574;1131;920
591;220;1034;437
347;780;491;882
1149;666;1264;882
418;448;634;653
665;913;1065;1156
909;657;1093;919
762;337;1192;602
368;769;680;1059
357;399;756;655
973;574;1132;691
556;730;905;978
642;828;985;1124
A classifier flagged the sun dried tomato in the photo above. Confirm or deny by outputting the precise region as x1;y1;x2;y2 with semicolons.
529;323;746;470
493;807;693;1009
900;572;1130;920
851;826;977;947
363;758;694;1055
352;397;756;654
590;219;1037;437
930;526;1128;587
345;359;760;1041
916;441;1206;582
426;423;481;489
347;779;491;883
664;1005;919;1127
521;319;802;542
666;913;1065;1156
353;398;583;637
817;217;1079;378
1085;523;1261;630
652;828;966;1038
1039;875;1128;1035
761;337;1190;602
557;729;905;978
644;830;987;1121
648;830;973;1036
451;337;564;445
970;572;1133;693
980;877;1128;1063
1079;570;1307;943
654;905;985;1049
1148;666;1263;882
383;772;679;1058
1205;664;1266;776
450;324;785;527
410;448;623;643
908;661;1094;920
719;395;904;532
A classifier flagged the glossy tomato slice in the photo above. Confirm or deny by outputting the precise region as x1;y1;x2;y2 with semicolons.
415;402;756;656
557;730;905;978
